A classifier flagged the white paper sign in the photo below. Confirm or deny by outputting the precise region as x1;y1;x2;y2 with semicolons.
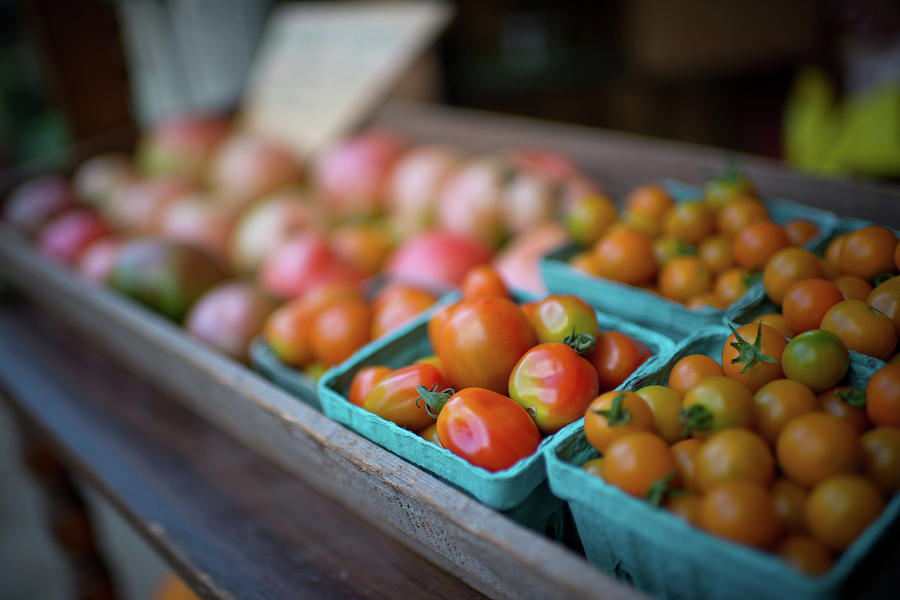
243;1;452;157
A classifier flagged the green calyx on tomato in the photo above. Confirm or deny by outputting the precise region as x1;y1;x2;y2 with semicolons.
416;383;457;418
680;403;713;437
728;321;779;374
838;387;866;408
563;328;596;354
593;392;631;426
645;470;680;507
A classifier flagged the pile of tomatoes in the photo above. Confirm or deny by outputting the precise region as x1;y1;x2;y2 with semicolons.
565;171;822;310
745;224;900;361
346;265;653;472
580;320;900;576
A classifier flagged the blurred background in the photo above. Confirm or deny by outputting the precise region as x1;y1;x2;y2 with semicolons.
2;0;900;180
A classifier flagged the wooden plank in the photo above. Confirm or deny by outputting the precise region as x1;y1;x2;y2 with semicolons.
0;227;640;600
370;102;900;226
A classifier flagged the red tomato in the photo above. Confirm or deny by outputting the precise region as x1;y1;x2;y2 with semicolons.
839;225;897;281
508;343;600;434
362;364;448;431
587;331;648;391
592;227;657;285
427;301;458;351
371;285;436;338
436;297;537;393
310;297;371;366
460;264;510;299
348;365;392;407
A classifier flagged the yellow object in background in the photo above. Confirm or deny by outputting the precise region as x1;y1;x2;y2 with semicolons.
151;573;199;600
784;67;900;178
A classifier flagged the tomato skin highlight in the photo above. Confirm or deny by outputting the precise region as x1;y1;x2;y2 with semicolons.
363;364;448;431
436;387;541;472
508;343;599;434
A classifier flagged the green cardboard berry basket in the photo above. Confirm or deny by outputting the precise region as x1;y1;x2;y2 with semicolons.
249;337;321;410
540;180;839;340
316;291;674;536
544;325;897;600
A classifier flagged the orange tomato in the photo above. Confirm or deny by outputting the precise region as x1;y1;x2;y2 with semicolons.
694;429;775;492
588;331;648;391
687;292;726;311
652;236;695;266
310;297;372;366
818;386;870;434
593;227;657;285
427;301;457;351
782;278;844;334
776;536;833;575
348;365;392;407
635;385;684;444
565;194;618;246
867;280;900;336
371;285;436;338
754;379;818;444
806;475;885;551
331;222;394;276
681;375;756;438
569;251;600;275
460;264;509;300
832;274;873;301
839;225;898;281
762;247;824;306
717;198;768;237
749;312;795;339
584;390;655;453
667;354;723;398
714;268;752;307
773;479;809;535
784;219;819;247
601;432;676;500
625;183;673;222
866;363;900;427
776;413;862;487
658;256;712;303
418;422;442;446
665;493;703;526
721;322;786;393
820;300;897;360
671;438;703;491
700;481;781;549
860;427;900;493
823;233;848;279
581;456;605;477
698;235;735;274
733;221;790;270
663;201;716;244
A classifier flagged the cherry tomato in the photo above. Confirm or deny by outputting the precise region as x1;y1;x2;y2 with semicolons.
602;432;676;501
714;268;753;306
776;413;862;487
667;354;723;398
622;208;663;237
418;423;442;446
427;301;457;350
866;363;900;427
565;194;617;246
700;481;781;549
820;300;897;360
665;493;702;526
722;322;786;393
430;387;541;472
705;170;757;208
681;375;756;438
782;279;843;334
782;330;849;393
818;386;869;434
839;225;898;281
311;297;371;366
776;536;833;575
582;456;604;478
363;364;448;431
867;280;900;336
717;198;768;237
671;438;703;491
569;251;599;276
658;257;712;303
749;312;795;339
773;479;809;535
664;201;716;244
733;221;790;270
331;222;394;276
687;292;727;311
584;390;655;453
508;343;599;434
694;429;775;494
763;248;824;306
860;427;900;494
592;227;657;285
529;294;598;345
806;475;885;551
823;233;849;279
833;275;872;301
371;285;436;338
348;365;391;407
437;297;536;393
754;379;818;444
460;264;509;300
784;220;819;247
587;331;648;391
636;385;684;443
625;183;673;222
653;236;695;266
697;235;734;274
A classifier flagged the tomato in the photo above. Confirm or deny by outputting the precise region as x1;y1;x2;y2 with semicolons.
658;257;712;303
717;198;768;237
860;427;900;493
694;429;775;494
652;236;695;267
733;221;790;270
414;354;443;374
385;230;493;290
428;387;540;471
700;481;781;549
776;536;833;575
569;251;599;275
763;248;824;306
697;235;734;274
782;330;849;393
806;475;885;551
782;279;843;334
331;222;394;276
669;439;702;492
773;479;809;535
625;183;673;222
681;375;756;438
784;220;819;247
564;194;617;246
833;275;872;301
584;390;656;453
823;233;849;279
667;354;723;398
867;280;900;336
460;264;509;300
582;456;604;478
371;285;436;338
529;295;598;346
749;312;795;339
687;292;727;311
839;225;898;281
310;297;372;366
821;300;897;360
363;364;448;430
636;385;684;443
664;493;703;526
602;432;676;502
592;227;657;285
754;379;818;444
587;331;648;391
705;169;757;207
776;413;862;487
722;322;786;393
818;386;869;434
714;268;752;306
508;343;599;434
427;301;458;350
866;363;900;427
418;423;442;446
436;297;537;393
663;201;716;244
348;365;391;407
622;209;663;237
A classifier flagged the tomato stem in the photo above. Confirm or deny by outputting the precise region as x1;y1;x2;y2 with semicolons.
728;321;779;374
837;387;866;408
563;328;595;354
645;470;678;507
416;383;456;418
680;404;712;437
593;392;631;426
